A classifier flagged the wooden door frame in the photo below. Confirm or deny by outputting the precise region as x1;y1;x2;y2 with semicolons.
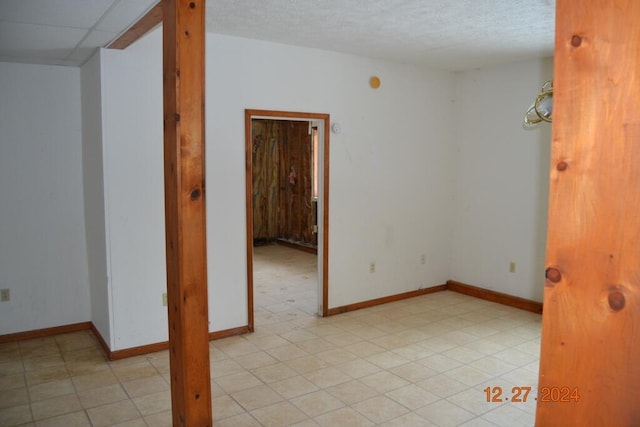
245;109;330;329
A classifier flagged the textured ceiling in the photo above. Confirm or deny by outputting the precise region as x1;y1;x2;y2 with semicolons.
206;0;556;71
0;0;555;70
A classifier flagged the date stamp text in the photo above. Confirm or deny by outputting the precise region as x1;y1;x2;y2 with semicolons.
484;386;580;403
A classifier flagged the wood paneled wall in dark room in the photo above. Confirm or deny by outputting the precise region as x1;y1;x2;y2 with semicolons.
252;119;316;247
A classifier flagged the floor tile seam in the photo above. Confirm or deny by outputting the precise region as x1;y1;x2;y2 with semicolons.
455;322;505;338
120;378;140;401
481;401;533;425
247;405;308;427
411;341;474;361
442;350;496;366
85;396;147;427
231;381;288;412
7;363;35;425
130;391;171;419
266;383;339;416
437;360;491;385
16;356;35;426
478;364;533;383
214;371;268;394
277;334;323;347
418;396;478;423
376;372;414;393
475;416;502;427
15;343;32;380
380;384;440;412
15;341;47;360
147;355;172;386
24;376;74;402
28;396;89;424
76;384;130;411
55;359;94;408
347;399;411;425
443;389;499;417
378;397;455;424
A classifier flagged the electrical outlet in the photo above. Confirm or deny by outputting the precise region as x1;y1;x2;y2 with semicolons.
369;262;376;273
0;289;10;302
162;293;168;306
509;262;516;273
421;254;426;265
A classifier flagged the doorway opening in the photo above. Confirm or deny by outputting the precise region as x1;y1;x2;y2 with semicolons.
244;109;330;331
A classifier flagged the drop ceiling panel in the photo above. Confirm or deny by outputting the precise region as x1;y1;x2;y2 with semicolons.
0;0;116;29
0;21;86;61
96;0;157;33
68;30;118;63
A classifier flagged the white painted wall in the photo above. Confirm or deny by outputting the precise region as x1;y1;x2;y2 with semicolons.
95;28;456;348
81;52;111;344
0;62;90;334
450;58;553;301
0;31;551;347
99;42;168;350
206;33;457;311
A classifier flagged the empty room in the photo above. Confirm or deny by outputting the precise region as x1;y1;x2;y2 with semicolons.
1;1;638;426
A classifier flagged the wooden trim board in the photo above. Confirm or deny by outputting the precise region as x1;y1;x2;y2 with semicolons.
328;281;542;317
89;323;111;358
327;285;447;316
275;239;318;255
446;280;543;314
106;326;250;360
0;322;92;344
107;1;162;50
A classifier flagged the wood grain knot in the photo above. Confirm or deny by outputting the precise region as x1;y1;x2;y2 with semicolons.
189;2;196;8
608;290;625;311
557;161;568;171
571;35;582;47
190;189;201;200
545;267;562;283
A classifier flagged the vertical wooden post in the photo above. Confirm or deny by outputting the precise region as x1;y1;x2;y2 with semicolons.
537;1;640;425
163;0;212;426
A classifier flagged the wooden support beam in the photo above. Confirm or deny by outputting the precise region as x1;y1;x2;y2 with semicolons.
537;1;640;425
107;1;162;50
162;0;212;426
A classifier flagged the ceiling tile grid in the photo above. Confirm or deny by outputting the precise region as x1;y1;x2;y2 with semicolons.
0;0;157;66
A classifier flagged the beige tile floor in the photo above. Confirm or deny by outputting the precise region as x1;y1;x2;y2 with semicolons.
0;244;541;426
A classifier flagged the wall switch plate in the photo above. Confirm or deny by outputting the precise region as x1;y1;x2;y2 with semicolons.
509;262;516;273
162;293;168;306
0;289;10;302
